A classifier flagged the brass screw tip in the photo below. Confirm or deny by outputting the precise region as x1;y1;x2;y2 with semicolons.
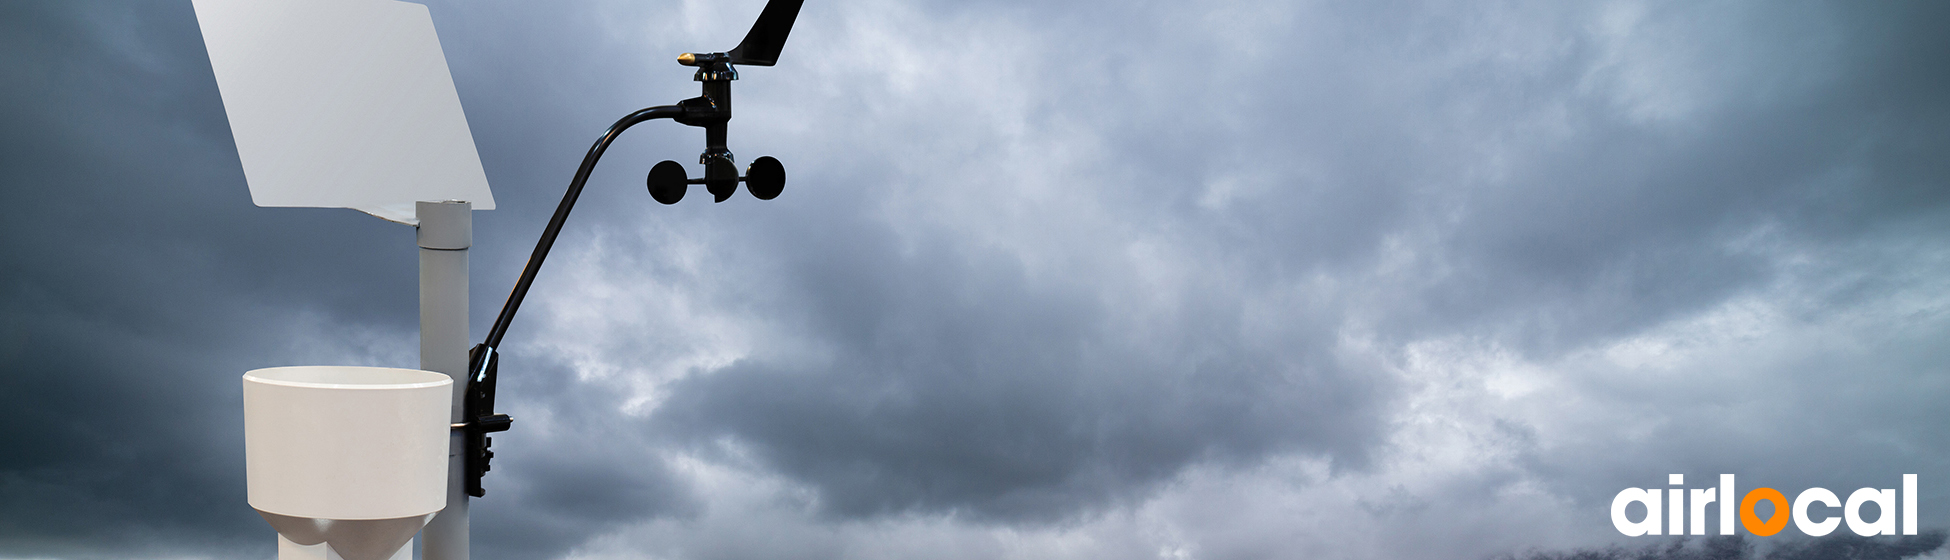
677;53;697;66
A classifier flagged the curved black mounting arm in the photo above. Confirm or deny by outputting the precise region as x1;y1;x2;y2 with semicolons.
458;104;681;498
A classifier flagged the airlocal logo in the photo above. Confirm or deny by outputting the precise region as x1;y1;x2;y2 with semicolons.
1613;474;1919;537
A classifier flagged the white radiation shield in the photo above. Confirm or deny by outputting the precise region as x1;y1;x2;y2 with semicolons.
193;0;494;223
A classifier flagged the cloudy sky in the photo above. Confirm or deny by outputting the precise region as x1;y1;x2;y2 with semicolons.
3;1;1949;559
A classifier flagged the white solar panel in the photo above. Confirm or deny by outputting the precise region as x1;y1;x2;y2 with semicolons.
193;0;494;224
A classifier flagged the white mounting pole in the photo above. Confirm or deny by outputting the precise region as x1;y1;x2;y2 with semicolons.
417;200;472;560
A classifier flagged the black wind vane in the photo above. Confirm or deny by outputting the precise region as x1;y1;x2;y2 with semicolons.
457;0;808;498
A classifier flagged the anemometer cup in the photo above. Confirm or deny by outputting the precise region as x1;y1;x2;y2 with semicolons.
648;160;688;204
705;158;741;202
747;156;786;200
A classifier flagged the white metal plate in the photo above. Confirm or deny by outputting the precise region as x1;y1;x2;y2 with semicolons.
193;0;494;223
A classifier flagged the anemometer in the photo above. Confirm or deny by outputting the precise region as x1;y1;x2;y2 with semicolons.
463;0;809;498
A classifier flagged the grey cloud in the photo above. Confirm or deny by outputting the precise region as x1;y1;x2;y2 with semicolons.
618;0;1950;529
462;355;702;558
4;1;1949;559
647;220;1389;521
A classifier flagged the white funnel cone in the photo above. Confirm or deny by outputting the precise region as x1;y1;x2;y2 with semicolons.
244;366;452;560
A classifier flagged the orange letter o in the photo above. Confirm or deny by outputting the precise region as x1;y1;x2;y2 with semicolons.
1741;488;1790;536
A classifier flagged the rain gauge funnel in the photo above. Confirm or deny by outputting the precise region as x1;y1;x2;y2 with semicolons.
243;366;453;560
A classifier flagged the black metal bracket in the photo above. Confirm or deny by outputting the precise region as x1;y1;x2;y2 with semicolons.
459;344;511;497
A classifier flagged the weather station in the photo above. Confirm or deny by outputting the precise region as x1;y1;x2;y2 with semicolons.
190;1;808;558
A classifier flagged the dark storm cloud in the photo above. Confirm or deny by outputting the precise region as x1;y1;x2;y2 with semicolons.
1068;0;1950;354
649;219;1388;521
461;353;703;560
4;1;1949;559
599;0;1950;531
